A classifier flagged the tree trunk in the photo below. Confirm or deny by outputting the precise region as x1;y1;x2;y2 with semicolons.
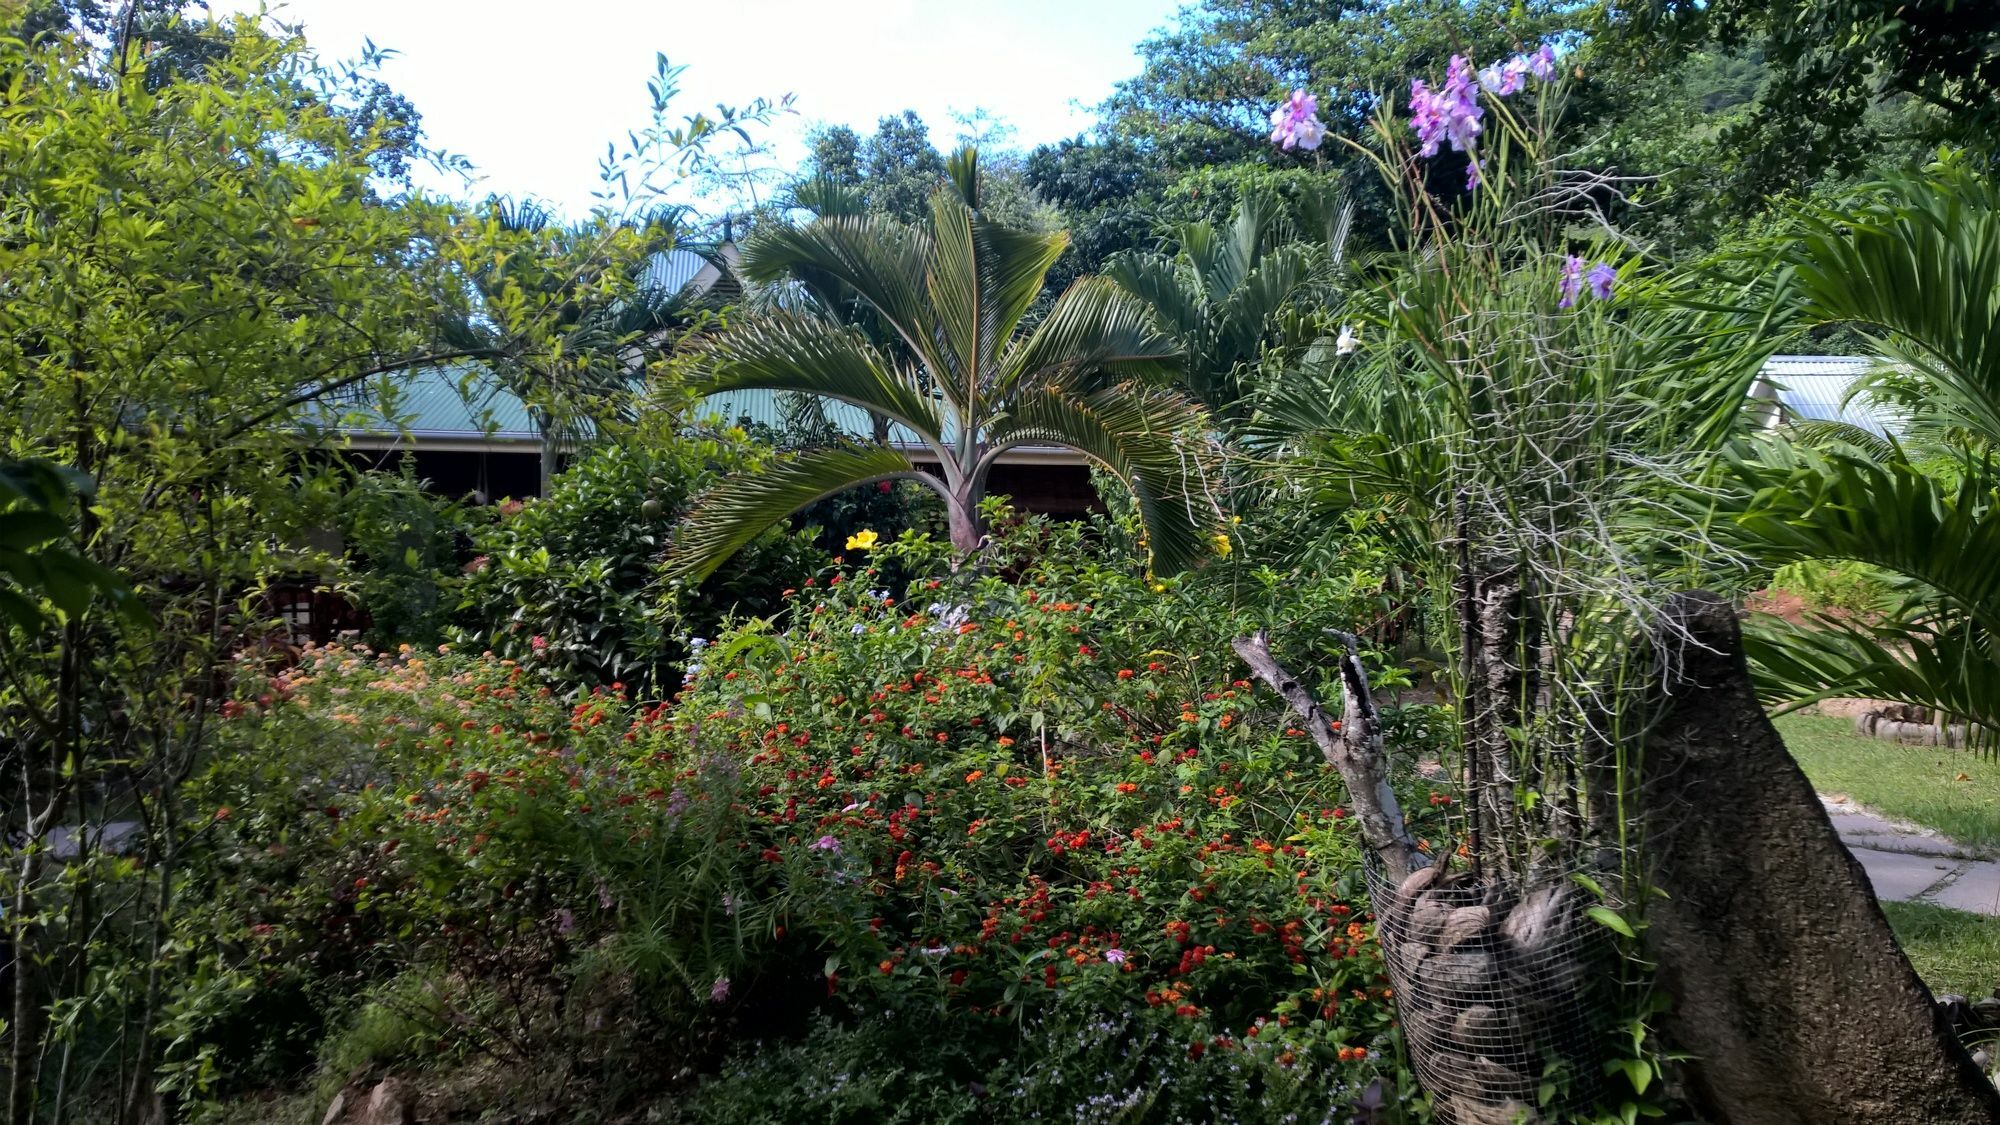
1233;630;1418;882
946;499;982;555
1640;592;2000;1124
8;850;44;1125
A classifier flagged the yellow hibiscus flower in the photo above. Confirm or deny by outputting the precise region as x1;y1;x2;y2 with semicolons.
845;528;880;551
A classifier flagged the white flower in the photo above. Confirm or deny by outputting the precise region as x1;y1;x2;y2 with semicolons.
1335;324;1359;355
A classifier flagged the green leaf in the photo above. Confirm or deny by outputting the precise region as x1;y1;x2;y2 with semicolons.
1586;905;1637;938
0;511;68;551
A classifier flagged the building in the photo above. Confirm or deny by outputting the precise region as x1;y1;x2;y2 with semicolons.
333;244;1095;515
1752;354;1902;436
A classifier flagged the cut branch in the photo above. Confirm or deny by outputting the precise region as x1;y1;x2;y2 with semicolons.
1233;629;1419;881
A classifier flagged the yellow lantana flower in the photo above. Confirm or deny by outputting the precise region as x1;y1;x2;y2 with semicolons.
845;528;880;551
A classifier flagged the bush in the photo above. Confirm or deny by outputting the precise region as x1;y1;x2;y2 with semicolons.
1767;558;1891;616
175;511;1443;1119
333;466;475;647
452;420;823;691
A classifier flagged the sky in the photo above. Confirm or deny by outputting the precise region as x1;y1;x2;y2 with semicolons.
207;0;1185;218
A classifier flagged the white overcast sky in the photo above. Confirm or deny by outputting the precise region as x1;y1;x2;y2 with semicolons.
207;0;1184;218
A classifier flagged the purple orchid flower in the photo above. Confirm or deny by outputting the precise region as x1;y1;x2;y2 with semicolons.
1559;256;1585;309
1269;89;1327;152
1529;43;1560;82
1440;55;1483;151
1478;56;1529;97
1587;262;1618;301
1411;55;1484;188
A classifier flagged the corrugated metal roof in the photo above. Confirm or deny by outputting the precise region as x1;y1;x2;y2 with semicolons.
350;354;1894;452
639;247;718;296
322;363;540;441
695;388;947;448
1760;354;1901;436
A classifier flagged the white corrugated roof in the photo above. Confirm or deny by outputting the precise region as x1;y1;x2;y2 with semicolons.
1758;355;1901;436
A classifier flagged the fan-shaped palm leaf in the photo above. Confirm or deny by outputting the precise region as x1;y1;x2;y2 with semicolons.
1789;163;2000;447
670;444;939;583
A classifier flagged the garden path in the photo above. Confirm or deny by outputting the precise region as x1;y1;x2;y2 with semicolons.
1825;796;2000;916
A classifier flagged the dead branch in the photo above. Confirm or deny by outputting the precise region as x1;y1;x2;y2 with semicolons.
1233;629;1420;881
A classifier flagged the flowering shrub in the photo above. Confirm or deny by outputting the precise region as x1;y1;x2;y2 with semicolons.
452;420;823;691
176;512;1447;1117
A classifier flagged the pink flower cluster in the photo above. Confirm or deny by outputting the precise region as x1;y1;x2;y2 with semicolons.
1409;55;1484;188
1410;44;1561;190
1269;89;1326;152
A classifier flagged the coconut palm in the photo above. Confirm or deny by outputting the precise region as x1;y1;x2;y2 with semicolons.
1712;162;2000;747
668;149;1215;581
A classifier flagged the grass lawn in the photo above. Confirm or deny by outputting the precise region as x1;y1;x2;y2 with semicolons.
1882;900;2000;998
1773;712;2000;851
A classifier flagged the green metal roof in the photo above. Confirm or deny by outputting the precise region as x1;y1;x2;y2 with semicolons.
326;364;540;443
334;369;921;448
694;388;939;447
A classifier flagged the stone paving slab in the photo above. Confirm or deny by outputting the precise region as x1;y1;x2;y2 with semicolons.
1851;847;1967;903
1822;797;1990;859
1824;797;2000;916
1930;862;2000;916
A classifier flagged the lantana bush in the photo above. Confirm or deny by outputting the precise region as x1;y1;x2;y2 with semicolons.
175;509;1448;1121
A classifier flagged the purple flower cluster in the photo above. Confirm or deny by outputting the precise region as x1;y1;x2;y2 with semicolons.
1269;89;1326;152
1482;44;1559;95
1409;55;1482;160
1409;43;1561;190
1559;256;1619;308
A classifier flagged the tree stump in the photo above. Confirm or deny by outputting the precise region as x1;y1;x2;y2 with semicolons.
1640;592;2000;1124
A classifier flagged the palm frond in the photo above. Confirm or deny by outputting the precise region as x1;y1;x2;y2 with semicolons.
985;383;1217;574
1785;418;1901;460
1745;612;2000;751
668;445;930;582
925;189;1068;406
739;215;949;379
1789;165;2000;448
1105;253;1208;345
995;276;1181;396
789;176;868;219
689;313;948;457
1714;439;2000;629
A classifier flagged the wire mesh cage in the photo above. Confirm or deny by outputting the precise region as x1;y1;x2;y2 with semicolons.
1365;859;1612;1125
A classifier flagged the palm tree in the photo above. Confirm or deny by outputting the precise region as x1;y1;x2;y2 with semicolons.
1712;162;2000;747
1106;191;1346;427
668;149;1214;581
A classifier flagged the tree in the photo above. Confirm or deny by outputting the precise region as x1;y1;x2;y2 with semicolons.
443;197;713;491
860;111;951;224
1710;161;2000;749
1100;0;1577;239
0;22;582;1120
669;149;1218;580
1107;191;1342;428
1604;0;2000;189
1023;135;1172;296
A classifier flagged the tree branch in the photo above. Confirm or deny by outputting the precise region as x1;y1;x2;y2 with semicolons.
1232;629;1419;881
219;348;509;443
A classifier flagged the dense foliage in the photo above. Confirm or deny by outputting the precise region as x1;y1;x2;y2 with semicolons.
174;514;1448;1119
7;0;2000;1120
